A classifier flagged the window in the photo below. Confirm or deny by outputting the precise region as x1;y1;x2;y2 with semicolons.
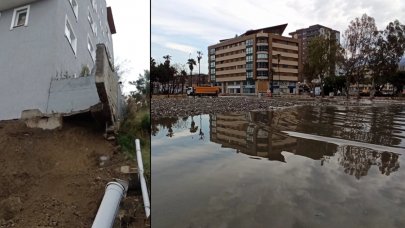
246;71;253;78
91;0;97;10
88;11;97;36
10;5;30;30
246;55;253;62
246;39;253;46
88;35;95;61
257;46;268;52
246;63;253;70
65;16;77;55
210;62;215;68
257;71;269;77
210;48;215;54
257;53;268;59
246;47;253;54
211;68;216;74
210;55;215;60
69;0;78;19
257;62;268;68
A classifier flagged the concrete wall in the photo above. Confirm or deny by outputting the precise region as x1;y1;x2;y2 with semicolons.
0;0;114;120
0;0;58;120
95;44;119;125
46;76;99;115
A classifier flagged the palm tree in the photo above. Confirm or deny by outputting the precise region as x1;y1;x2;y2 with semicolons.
187;58;197;87
197;51;203;85
163;55;171;66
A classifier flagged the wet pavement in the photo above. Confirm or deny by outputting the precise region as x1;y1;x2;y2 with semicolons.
152;104;405;227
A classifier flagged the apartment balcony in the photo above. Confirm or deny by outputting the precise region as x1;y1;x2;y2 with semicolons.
0;0;39;10
216;53;245;62
256;42;269;46
272;42;299;51
256;33;269;38
216;60;245;68
216;45;246;55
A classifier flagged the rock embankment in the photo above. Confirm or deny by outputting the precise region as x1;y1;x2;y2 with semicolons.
152;96;311;118
151;95;405;118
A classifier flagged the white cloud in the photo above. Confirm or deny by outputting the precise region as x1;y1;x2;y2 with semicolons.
106;0;150;94
165;42;197;54
152;0;405;74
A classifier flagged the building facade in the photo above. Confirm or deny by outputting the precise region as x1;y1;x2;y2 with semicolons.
208;24;299;95
289;24;340;82
0;0;116;120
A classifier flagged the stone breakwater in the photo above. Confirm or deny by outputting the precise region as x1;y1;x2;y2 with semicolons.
151;95;405;119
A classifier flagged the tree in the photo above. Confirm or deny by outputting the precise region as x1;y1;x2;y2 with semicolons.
369;20;405;98
197;51;203;85
129;70;150;98
342;14;377;99
187;58;197;87
388;71;405;95
305;35;341;97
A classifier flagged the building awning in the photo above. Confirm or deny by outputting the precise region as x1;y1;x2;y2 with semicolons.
107;7;116;34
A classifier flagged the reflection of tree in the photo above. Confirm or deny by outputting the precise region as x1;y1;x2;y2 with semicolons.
190;115;198;133
166;127;174;137
379;152;400;176
338;146;400;179
198;115;204;140
151;117;178;137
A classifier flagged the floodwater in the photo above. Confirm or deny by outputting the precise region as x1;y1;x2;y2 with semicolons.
151;105;405;228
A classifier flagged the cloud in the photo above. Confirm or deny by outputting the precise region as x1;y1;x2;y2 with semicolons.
152;0;405;74
165;42;197;54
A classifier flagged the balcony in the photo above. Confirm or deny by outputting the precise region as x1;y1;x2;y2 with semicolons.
0;0;39;10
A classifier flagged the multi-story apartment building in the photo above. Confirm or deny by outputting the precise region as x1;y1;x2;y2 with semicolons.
0;0;116;120
289;24;340;82
208;24;299;95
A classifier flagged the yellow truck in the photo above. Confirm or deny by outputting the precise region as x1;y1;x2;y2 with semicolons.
186;86;221;96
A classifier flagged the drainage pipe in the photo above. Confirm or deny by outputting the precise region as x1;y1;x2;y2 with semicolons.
135;139;151;218
92;180;128;228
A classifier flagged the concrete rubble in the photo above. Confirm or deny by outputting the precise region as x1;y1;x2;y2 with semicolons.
151;95;405;118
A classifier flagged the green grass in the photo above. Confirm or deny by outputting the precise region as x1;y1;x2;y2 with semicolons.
118;103;150;186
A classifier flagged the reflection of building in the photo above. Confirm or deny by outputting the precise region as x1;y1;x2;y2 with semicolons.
208;24;299;95
210;111;298;162
209;109;400;179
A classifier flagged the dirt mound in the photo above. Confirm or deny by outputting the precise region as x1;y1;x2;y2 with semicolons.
0;117;144;227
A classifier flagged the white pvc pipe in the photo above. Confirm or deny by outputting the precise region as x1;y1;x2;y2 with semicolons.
92;181;127;228
135;139;151;218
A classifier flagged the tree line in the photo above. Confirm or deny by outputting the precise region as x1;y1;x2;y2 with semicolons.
150;51;204;95
305;14;405;98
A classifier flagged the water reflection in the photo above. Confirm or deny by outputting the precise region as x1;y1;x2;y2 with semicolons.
153;105;405;179
208;107;403;179
152;105;405;227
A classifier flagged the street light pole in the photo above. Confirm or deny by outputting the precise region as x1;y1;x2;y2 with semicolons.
277;54;281;95
197;51;203;86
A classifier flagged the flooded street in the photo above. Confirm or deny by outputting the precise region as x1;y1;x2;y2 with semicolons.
152;104;405;227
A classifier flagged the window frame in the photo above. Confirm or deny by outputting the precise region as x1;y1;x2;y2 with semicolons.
64;15;77;55
68;0;79;20
88;10;97;36
10;5;30;30
87;34;95;62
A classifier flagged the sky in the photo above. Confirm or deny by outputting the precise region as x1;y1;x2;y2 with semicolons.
151;0;405;75
106;0;150;94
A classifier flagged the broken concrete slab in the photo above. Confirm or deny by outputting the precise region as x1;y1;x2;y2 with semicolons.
21;109;62;130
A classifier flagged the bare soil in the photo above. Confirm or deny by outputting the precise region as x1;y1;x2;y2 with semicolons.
0;116;147;227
